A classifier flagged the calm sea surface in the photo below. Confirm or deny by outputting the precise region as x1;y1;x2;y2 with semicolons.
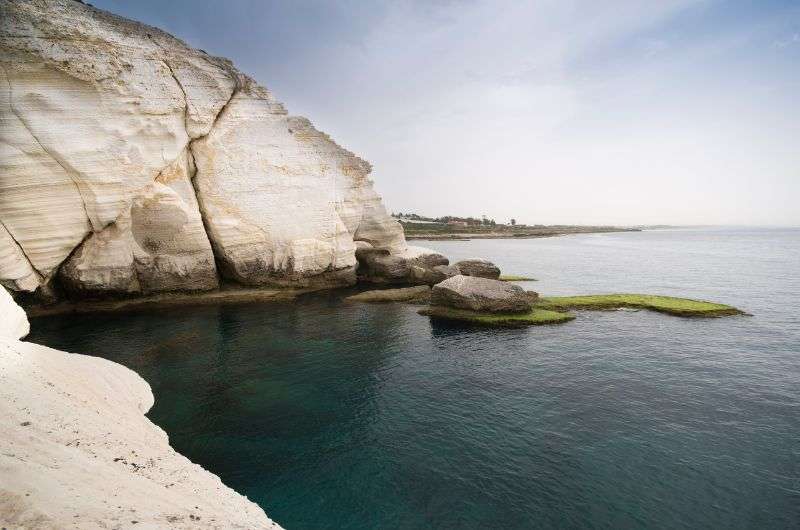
29;228;800;529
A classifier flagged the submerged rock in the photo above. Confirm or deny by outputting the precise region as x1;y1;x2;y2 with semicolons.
454;259;501;279
419;305;575;326
430;275;533;313
537;294;746;317
346;285;431;303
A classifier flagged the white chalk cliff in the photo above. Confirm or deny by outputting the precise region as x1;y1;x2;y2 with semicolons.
0;287;283;529
0;283;28;338
0;0;410;298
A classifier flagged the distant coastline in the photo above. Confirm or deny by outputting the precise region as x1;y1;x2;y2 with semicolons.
394;212;648;240
403;224;642;240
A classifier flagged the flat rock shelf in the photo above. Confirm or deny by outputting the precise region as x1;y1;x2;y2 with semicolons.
345;286;431;303
420;294;745;326
538;294;745;317
419;306;576;326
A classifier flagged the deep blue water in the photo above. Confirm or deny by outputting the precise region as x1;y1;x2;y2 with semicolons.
29;228;800;529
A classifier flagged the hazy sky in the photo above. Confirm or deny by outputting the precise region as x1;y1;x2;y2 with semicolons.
92;0;799;226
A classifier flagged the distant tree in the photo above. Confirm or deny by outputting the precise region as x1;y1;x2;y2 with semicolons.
510;218;516;226
490;219;496;226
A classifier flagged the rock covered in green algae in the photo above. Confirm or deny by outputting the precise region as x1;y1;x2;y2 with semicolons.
537;294;745;317
419;292;745;327
420;305;574;326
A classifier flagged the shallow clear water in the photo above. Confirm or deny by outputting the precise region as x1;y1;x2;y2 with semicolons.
29;228;800;529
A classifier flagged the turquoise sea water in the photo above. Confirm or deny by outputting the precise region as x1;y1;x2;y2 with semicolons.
29;228;800;529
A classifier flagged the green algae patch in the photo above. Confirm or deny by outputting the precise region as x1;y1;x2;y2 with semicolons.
499;275;537;282
537;294;744;317
419;306;575;326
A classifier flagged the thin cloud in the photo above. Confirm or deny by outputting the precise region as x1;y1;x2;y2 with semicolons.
773;32;799;48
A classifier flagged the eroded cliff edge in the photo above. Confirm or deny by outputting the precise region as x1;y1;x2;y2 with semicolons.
0;286;282;529
0;0;421;302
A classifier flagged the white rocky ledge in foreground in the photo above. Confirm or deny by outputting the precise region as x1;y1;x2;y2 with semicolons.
0;288;282;529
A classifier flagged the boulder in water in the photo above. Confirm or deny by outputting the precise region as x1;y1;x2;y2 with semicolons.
454;259;501;279
430;275;532;313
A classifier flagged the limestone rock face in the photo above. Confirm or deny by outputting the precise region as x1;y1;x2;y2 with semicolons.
190;94;366;283
0;286;28;339
430;275;533;313
454;259;502;279
0;223;41;292
0;0;409;297
59;182;219;296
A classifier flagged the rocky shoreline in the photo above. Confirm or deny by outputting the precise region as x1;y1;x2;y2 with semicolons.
22;285;315;317
0;2;749;528
1;287;283;529
2;251;746;528
0;0;434;307
0;2;445;526
349;266;745;326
